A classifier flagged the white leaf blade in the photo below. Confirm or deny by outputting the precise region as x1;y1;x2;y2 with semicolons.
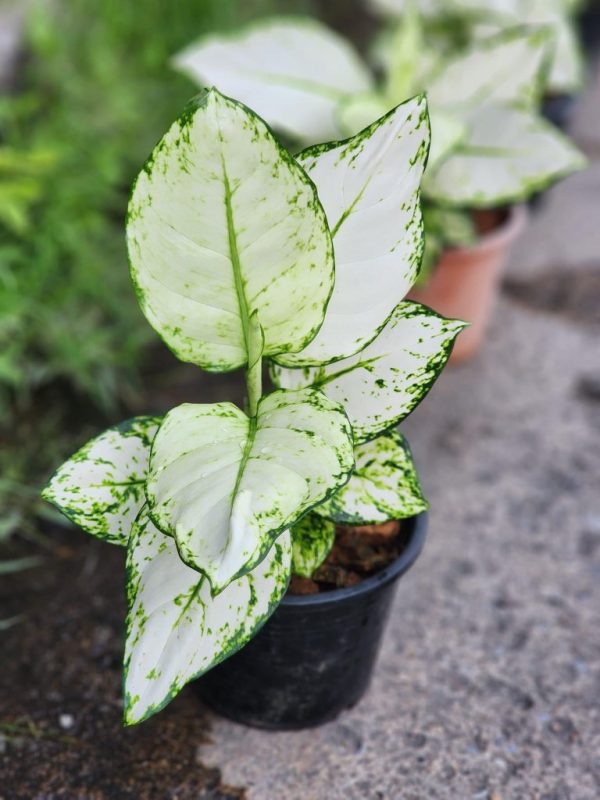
427;27;553;112
124;507;291;725
272;303;467;444
315;430;428;524
274;96;430;367
172;18;373;143
290;513;335;578
428;110;467;170
42;417;160;545
146;389;354;592
424;105;587;207
127;88;334;372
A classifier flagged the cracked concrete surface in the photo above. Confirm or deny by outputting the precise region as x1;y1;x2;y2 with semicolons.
197;61;600;800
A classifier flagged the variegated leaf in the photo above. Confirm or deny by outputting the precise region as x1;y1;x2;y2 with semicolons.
315;430;427;524
274;97;430;367
290;513;335;578
428;110;467;170
424;105;586;207
146;388;354;593
172;19;373;144
42;417;160;545
427;27;553;113
271;303;466;444
424;205;477;248
124;506;291;725
127;88;334;372
337;92;390;139
368;0;518;17
474;1;584;93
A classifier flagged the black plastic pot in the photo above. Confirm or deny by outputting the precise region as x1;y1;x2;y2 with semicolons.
197;512;428;730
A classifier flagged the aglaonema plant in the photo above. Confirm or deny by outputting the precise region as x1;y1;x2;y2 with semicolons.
172;15;585;266
368;0;585;96
42;87;465;725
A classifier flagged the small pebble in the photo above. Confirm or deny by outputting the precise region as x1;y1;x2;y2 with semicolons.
59;713;74;730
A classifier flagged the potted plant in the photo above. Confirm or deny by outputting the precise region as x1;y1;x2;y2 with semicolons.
369;0;586;131
172;16;585;362
43;88;465;729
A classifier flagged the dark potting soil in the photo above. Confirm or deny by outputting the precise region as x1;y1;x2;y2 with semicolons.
0;526;245;800
472;207;509;237
288;520;408;595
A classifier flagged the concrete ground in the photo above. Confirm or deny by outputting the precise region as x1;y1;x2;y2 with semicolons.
197;64;600;800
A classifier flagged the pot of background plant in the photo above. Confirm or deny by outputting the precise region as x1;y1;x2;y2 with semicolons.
42;89;466;729
173;14;585;365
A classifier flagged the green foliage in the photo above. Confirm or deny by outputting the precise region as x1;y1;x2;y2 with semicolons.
0;0;279;418
0;0;305;535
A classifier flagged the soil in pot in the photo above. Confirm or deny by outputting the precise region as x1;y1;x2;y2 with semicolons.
409;204;527;364
197;513;427;730
289;519;408;594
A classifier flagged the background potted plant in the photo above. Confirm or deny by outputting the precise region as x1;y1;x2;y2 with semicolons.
172;15;585;363
43;88;465;729
368;0;586;131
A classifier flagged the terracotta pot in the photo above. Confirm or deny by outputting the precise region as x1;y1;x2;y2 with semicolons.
409;205;528;363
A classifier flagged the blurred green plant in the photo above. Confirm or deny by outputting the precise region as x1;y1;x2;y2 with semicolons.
0;0;307;541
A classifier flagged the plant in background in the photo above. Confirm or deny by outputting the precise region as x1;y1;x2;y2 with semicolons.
367;0;586;97
172;15;585;266
43;87;465;723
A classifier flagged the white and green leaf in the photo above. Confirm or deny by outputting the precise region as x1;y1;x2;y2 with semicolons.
272;303;467;444
424;105;587;207
428;110;467;170
124;506;291;725
384;1;424;104
474;2;584;93
42;416;160;545
427;27;553;113
172;18;373;144
337;92;391;139
424;204;477;248
146;388;354;593
367;0;521;19
127;88;334;372
315;430;427;524
275;96;430;367
290;513;335;578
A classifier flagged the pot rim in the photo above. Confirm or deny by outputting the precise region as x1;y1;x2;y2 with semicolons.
448;203;528;258
281;511;428;608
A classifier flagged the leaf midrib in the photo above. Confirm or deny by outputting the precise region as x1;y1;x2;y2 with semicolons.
221;156;251;350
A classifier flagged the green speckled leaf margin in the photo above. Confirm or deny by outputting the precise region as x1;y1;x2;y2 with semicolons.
271;302;467;444
42;416;160;545
315;430;428;524
146;388;354;594
127;88;334;372
290;513;335;578
123;506;291;725
274;95;430;367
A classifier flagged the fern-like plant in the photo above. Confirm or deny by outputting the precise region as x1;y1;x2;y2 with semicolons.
43;88;464;724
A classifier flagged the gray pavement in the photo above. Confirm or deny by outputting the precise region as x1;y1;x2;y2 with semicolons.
197;62;600;800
